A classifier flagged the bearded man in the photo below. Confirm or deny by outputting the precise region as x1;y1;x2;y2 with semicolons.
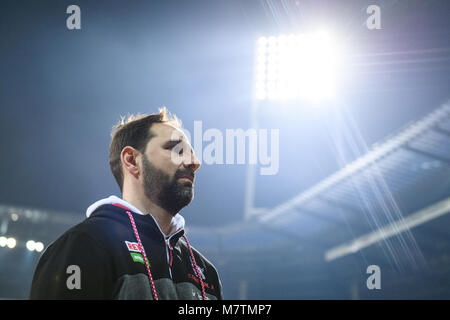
30;108;223;300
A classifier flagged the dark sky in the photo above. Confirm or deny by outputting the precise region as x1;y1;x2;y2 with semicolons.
0;0;449;227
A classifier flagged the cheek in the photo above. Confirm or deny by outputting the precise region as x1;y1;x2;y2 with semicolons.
148;150;178;174
147;149;165;165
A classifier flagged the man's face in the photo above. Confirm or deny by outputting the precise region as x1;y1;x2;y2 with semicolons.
140;123;199;215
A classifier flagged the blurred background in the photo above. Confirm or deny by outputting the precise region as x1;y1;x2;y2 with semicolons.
1;0;450;299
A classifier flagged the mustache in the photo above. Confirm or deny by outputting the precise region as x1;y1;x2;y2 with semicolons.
174;168;195;181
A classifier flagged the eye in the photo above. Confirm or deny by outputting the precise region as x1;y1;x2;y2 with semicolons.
165;141;185;156
165;141;180;150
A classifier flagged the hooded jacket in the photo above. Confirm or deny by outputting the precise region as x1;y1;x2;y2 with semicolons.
29;196;223;300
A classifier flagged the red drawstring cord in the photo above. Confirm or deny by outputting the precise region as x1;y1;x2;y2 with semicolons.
183;234;207;300
126;211;159;300
168;243;173;268
126;211;207;300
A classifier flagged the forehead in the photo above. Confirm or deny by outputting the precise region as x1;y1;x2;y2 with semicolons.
149;122;188;143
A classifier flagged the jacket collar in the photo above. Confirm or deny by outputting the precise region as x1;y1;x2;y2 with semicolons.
86;195;143;217
86;195;185;239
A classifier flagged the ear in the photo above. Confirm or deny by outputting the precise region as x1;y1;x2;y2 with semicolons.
121;146;141;180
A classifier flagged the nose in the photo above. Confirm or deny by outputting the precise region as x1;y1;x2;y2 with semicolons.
183;149;200;172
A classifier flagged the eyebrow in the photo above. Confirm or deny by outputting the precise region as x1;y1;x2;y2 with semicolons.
162;139;183;148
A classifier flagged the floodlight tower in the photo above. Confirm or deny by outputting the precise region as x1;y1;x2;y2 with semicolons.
244;30;341;221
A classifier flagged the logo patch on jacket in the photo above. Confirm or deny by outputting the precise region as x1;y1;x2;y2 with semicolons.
124;241;150;265
124;241;140;253
130;252;149;265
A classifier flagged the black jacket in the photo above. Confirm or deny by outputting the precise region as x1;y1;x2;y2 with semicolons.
29;201;222;300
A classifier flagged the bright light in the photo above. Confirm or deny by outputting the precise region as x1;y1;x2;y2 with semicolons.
6;237;16;249
35;242;44;252
0;236;6;247
254;30;342;101
258;36;267;46
26;240;36;251
26;240;44;252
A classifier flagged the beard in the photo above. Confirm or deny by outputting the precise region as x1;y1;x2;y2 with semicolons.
141;154;194;216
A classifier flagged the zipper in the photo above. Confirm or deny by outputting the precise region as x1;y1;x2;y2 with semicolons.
165;229;183;279
143;211;182;280
167;241;174;268
165;238;175;279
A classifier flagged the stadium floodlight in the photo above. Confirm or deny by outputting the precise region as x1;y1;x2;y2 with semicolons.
0;236;7;247
35;241;44;252
26;240;44;252
26;240;36;251
245;29;345;220
6;237;16;249
254;30;341;101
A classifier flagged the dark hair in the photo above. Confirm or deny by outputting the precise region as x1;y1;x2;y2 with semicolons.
109;107;181;193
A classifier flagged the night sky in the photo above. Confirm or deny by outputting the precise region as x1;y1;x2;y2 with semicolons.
1;0;449;228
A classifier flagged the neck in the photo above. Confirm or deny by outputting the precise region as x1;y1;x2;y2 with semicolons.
123;191;174;237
